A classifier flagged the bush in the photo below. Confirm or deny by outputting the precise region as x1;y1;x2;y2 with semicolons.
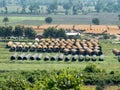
0;69;85;90
45;17;53;23
110;35;117;39
103;34;110;39
84;64;101;73
92;18;100;25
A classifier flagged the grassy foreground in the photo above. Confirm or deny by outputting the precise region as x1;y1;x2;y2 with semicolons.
0;40;120;72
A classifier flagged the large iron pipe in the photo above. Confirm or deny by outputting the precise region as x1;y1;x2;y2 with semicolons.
23;54;31;60
85;55;90;61
16;45;23;52
65;55;71;62
30;54;38;60
99;55;104;61
36;54;42;60
10;53;17;60
72;55;78;62
51;54;58;61
79;55;84;61
17;53;26;60
58;54;64;61
92;55;97;61
44;54;50;61
9;45;16;52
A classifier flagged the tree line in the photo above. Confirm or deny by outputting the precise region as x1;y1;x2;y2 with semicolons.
0;25;37;39
1;0;120;15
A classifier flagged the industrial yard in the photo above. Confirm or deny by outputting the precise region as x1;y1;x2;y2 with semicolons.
0;39;119;72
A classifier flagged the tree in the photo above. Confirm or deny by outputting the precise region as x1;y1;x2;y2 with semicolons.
0;26;13;38
20;0;27;14
63;3;71;15
43;27;57;38
2;0;6;7
43;27;66;38
57;28;67;38
92;18;100;25
29;4;39;14
4;26;13;38
4;7;8;14
95;0;103;13
118;15;120;21
21;5;26;14
72;5;78;15
45;17;53;24
78;1;83;10
0;26;5;37
47;0;58;14
117;0;120;11
13;25;24;37
3;17;9;26
103;2;116;12
24;27;37;39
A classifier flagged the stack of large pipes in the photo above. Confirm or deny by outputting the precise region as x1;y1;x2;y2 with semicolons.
10;53;104;61
7;39;103;56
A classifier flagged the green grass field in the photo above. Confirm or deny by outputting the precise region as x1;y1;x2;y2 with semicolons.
0;40;120;72
0;16;45;25
0;12;119;26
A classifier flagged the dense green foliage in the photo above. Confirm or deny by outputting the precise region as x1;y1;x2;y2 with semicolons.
13;25;24;37
43;27;67;38
24;27;37;39
0;68;84;90
0;26;12;38
84;64;101;73
1;65;120;89
0;25;37;39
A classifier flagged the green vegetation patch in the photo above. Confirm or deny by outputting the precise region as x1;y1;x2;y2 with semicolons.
0;16;45;25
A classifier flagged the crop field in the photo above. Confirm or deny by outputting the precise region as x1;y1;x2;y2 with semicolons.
0;40;120;72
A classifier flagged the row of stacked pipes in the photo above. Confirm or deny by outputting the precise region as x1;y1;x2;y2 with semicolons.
7;39;103;56
10;53;104;61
